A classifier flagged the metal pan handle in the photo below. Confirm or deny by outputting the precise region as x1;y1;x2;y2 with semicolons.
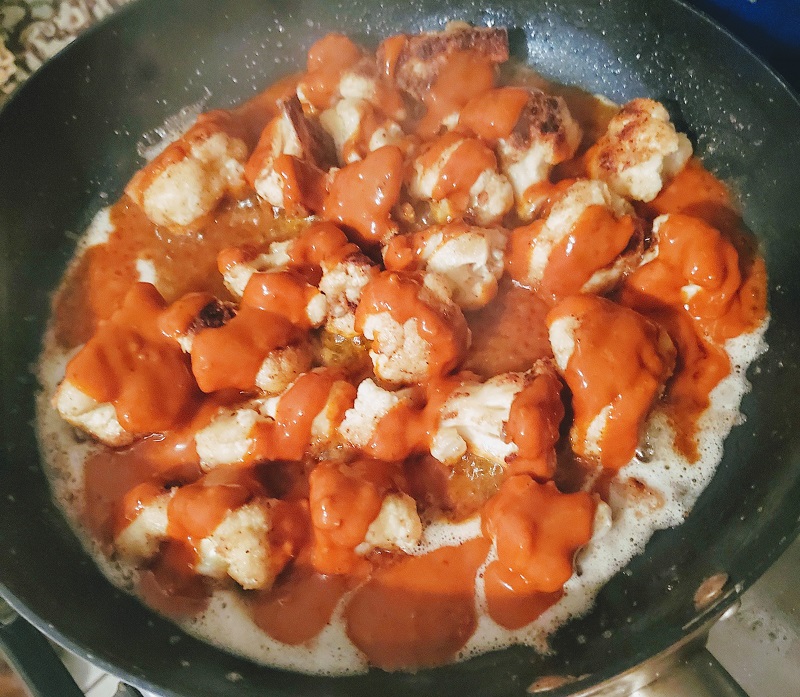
633;646;748;697
0;597;143;697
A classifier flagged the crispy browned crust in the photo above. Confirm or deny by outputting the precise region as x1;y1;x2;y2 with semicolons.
189;299;237;334
278;94;337;170
390;27;509;98
504;90;573;161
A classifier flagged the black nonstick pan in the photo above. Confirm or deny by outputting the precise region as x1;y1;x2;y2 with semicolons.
1;0;799;695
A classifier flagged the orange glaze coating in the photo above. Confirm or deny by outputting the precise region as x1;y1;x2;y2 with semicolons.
344;537;492;670
241;270;320;328
623;213;758;343
299;34;364;110
415;50;497;137
537;206;638;302
308;459;402;575
251;562;350;644
248;369;345;462
49;28;770;670
482;476;595;628
505;370;564;478
458;86;531;141
65;283;198;434
547;295;676;471
354;271;471;381
322;145;404;245
189;304;301;393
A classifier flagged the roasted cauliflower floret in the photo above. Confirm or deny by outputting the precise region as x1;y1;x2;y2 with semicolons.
126;110;250;228
355;271;471;385
356;492;423;555
244;95;335;214
195;499;278;590
409;133;513;226
383;222;508;310
586;98;692;202
431;363;563;478
320;98;406;165
159;292;237;353
318;251;379;337
338;378;417;450
254;343;315;395
194;399;269;470
114;488;172;561
547;295;676;470
459;87;582;217
508;179;643;302
53;380;135;448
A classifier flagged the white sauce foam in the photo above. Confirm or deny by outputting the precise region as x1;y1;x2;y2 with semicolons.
36;203;769;675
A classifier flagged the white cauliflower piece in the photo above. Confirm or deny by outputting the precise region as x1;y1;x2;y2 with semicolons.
195;400;270;470
309;380;357;453
587;98;693;202
114;492;171;562
495;90;582;206
255;343;314;395
319;252;378;337
143;133;247;227
356;493;422;555
524;179;633;289
339;379;416;449
419;225;507;310
468;167;515;226
195;499;276;590
246;95;335;210
220;241;293;298
431;372;528;466
53;380;135;447
320;98;405;165
361;312;431;385
410;135;513;226
357;272;470;385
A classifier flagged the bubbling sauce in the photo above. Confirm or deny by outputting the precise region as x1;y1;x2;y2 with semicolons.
37;24;767;677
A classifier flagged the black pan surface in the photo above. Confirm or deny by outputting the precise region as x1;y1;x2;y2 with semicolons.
1;1;799;695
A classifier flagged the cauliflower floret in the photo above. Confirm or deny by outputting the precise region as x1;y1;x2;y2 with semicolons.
356;272;471;385
255;343;314;395
309;380;358;455
509;179;643;300
338;378;417;449
318;252;379;337
114;491;171;561
586;98;693;202
195;499;276;590
497;92;581;212
195;400;270;470
126;111;250;228
384;223;507;310
245;95;335;212
159;293;237;353
320;98;406;165
547;295;676;470
356;493;422;555
218;241;293;298
53;380;134;447
410;134;513;226
384;25;508;103
431;372;527;465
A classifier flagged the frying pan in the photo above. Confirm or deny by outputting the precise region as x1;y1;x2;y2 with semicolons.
1;0;799;695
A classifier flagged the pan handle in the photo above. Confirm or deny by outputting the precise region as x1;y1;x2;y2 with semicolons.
632;646;748;697
0;598;145;697
0;598;85;697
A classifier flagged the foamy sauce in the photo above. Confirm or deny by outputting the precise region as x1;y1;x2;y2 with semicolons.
35;206;768;674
